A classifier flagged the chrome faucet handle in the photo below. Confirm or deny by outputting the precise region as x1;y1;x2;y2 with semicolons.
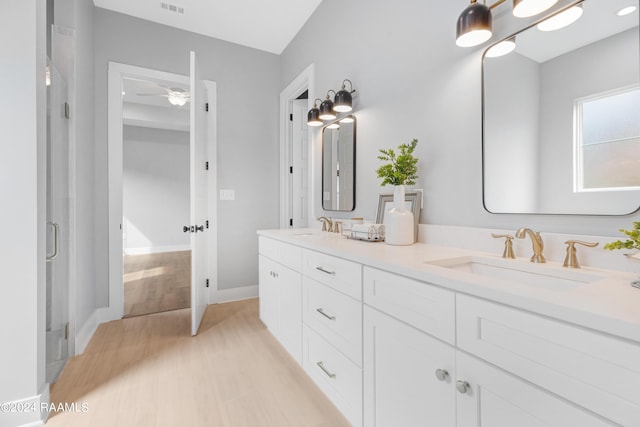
491;233;515;259
563;240;599;268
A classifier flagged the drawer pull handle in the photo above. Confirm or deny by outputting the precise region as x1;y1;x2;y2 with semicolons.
435;369;449;382
456;380;470;394
316;308;336;321
317;361;336;379
316;266;336;276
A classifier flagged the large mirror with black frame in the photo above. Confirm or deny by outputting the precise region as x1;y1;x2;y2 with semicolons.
322;115;356;211
483;0;640;215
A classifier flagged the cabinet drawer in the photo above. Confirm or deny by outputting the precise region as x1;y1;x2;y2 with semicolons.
303;326;362;427
457;294;640;426
363;267;455;345
303;277;362;366
303;250;362;300
259;236;302;271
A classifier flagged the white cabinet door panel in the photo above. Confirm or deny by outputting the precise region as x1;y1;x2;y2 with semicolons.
457;294;640;426
456;352;616;427
364;306;455;427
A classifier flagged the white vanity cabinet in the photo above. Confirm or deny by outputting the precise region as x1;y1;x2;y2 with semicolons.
301;249;363;427
363;266;640;427
257;231;640;427
258;237;303;363
456;294;640;426
363;267;457;427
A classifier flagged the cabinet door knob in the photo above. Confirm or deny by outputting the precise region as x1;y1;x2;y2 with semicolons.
435;369;449;381
456;380;470;394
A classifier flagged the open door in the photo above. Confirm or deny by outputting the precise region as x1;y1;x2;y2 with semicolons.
190;51;209;336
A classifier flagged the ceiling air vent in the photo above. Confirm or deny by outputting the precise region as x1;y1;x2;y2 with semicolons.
160;2;185;15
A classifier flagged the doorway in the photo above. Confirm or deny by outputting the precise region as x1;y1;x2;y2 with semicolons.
120;80;192;317
106;60;216;335
279;65;315;229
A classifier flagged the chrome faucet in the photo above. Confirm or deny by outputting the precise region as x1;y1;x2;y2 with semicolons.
515;227;546;263
317;216;333;232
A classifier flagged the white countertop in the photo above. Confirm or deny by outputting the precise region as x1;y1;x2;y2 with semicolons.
257;228;640;343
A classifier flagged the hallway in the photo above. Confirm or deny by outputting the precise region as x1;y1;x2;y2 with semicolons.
47;299;349;426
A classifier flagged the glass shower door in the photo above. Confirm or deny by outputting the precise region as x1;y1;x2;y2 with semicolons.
46;60;70;384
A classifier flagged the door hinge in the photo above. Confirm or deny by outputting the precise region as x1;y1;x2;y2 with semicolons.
205;161;209;170
64;102;70;119
64;322;69;340
289;166;293;174
205;103;209;112
289;113;293;121
289;218;293;227
206;220;209;229
206;278;210;288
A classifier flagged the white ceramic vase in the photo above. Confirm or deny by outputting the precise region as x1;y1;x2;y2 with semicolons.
383;185;414;246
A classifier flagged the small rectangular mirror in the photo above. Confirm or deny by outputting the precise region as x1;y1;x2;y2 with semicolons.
322;115;356;211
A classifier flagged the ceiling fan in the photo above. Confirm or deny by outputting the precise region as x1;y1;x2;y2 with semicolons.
135;83;191;107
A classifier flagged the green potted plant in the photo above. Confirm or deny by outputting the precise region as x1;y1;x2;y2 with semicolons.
376;139;419;245
604;221;640;288
376;138;419;187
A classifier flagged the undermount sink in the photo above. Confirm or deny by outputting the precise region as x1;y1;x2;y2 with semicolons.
426;256;606;291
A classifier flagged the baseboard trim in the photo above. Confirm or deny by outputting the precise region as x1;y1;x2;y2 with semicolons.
211;285;258;304
123;244;190;255
5;384;49;427
75;310;98;355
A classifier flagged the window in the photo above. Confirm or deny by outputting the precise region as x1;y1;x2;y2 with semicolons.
575;86;640;191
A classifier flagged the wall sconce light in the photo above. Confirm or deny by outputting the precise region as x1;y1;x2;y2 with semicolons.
513;0;558;18
307;79;356;126
319;90;337;120
334;79;355;112
456;0;564;48
307;98;324;127
536;3;583;31
456;0;493;47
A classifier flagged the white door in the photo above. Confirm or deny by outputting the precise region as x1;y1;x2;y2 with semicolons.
189;51;209;336
46;61;70;382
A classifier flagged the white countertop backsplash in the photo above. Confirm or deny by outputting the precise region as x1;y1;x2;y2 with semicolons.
258;224;640;343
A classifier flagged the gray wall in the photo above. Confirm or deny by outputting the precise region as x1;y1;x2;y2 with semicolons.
281;0;640;237
94;8;280;301
0;0;47;418
123;126;190;252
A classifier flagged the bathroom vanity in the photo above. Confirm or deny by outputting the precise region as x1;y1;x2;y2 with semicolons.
257;228;640;427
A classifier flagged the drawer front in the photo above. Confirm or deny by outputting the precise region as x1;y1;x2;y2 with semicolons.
457;294;640;426
363;267;455;345
303;249;362;300
303;277;362;366
259;236;302;271
303;326;363;427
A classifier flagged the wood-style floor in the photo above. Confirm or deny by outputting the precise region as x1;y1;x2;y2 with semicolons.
124;251;191;318
47;299;350;427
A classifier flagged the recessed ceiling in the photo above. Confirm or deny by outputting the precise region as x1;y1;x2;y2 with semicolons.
93;0;323;54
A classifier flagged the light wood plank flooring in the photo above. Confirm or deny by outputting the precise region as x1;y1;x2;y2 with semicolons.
47;299;350;427
124;251;191;318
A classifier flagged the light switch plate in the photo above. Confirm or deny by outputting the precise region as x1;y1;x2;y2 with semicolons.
220;189;235;201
